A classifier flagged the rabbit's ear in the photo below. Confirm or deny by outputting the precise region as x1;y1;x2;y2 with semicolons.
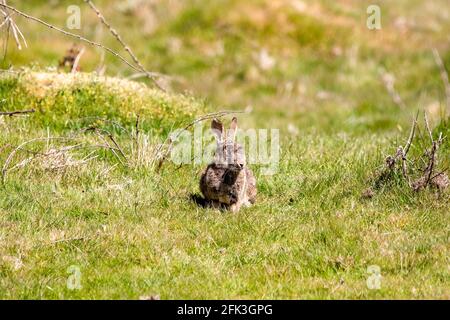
211;118;223;143
228;117;238;142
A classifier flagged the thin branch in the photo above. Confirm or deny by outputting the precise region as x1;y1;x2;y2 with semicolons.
431;168;448;181
0;2;164;90
71;46;85;73
0;109;35;116
84;0;165;91
11;17;27;48
424;112;434;143
107;133;127;163
2;4;10;59
424;133;443;188
403;110;419;156
82;126;127;166
2;137;74;184
1;2;27;50
0;9;13;29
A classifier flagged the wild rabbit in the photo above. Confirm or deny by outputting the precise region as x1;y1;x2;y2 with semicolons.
200;117;256;212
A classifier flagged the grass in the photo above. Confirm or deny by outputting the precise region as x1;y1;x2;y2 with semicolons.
0;0;449;299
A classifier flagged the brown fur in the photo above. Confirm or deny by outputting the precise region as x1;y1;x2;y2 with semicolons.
59;44;82;72
200;118;257;212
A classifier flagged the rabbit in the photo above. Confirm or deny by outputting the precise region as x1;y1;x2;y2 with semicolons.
200;117;257;212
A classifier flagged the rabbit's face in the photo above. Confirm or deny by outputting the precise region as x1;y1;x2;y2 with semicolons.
215;142;246;167
211;117;246;167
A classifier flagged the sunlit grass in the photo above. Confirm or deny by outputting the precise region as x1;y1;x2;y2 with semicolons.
0;0;449;299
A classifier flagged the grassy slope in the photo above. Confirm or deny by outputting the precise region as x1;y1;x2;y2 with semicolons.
0;0;449;299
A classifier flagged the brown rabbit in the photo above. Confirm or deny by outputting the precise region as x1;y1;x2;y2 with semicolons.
200;117;257;212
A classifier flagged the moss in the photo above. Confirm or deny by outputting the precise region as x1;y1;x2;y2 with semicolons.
0;70;208;134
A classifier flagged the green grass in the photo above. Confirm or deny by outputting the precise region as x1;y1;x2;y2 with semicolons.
0;0;449;299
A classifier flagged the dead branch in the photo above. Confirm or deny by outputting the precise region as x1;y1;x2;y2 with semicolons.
424;132;443;188
0;109;35;116
71;46;85;73
84;0;165;91
2;137;74;184
397;112;419;185
0;2;164;89
0;131;132;184
1;1;27;50
107;133;127;163
365;111;447;196
404;110;419;156
82;126;127;166
424;112;434;143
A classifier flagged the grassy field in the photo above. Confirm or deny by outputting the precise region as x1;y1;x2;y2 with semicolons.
0;0;449;299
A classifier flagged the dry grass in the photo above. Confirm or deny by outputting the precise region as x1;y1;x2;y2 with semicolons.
0;0;449;299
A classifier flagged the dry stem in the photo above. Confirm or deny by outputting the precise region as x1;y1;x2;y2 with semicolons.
0;2;164;90
84;0;165;90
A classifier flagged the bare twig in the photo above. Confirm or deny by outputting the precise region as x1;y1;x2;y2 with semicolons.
0;8;13;29
0;2;164;89
431;168;448;181
1;2;11;59
367;111;448;194
399;111;419;186
107;133;127;162
424;112;434;143
9;16;27;49
1;2;27;51
404;110;419;156
83;126;127;166
84;0;165;91
2;137;74;184
71;46;85;73
424;132;443;188
424;142;437;187
0;109;35;116
1;132;132;184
